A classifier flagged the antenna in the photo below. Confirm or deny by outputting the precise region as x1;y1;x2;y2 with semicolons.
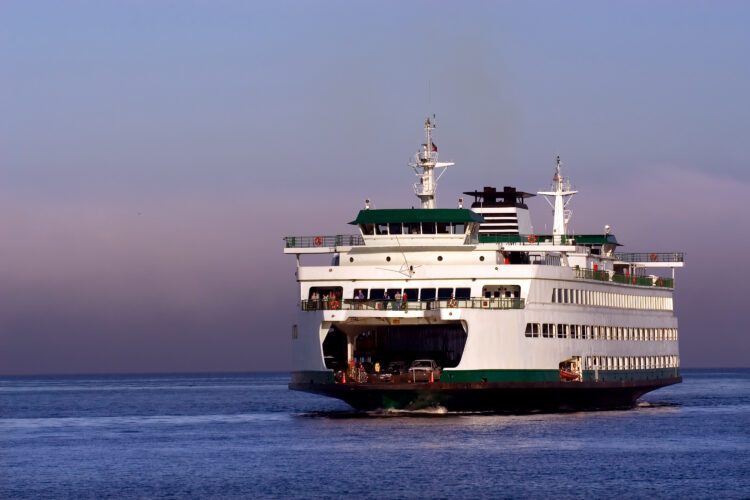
408;117;454;208
537;155;578;244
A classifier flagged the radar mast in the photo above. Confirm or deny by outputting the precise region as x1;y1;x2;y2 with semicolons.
409;117;454;209
537;156;578;244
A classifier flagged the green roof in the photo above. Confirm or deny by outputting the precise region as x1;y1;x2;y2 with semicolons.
350;208;485;225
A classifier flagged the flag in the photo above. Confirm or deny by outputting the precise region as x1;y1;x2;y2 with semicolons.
553;173;559;182
431;142;437;152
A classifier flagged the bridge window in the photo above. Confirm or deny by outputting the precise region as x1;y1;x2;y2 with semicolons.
369;289;385;300
375;223;388;235
404;222;420;234
436;222;450;234
420;288;436;301
388;223;402;235
451;222;466;234
422;222;436;234
360;224;374;235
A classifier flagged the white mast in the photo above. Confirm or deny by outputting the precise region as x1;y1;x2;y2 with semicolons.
409;117;454;209
537;156;578;244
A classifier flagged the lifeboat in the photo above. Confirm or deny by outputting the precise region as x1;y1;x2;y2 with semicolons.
559;369;579;381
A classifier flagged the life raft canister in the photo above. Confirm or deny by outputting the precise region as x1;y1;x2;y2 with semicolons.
447;298;458;308
649;253;658;262
314;236;323;246
527;234;537;244
329;300;339;310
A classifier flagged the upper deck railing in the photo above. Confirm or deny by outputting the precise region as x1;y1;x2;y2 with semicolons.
284;234;364;248
574;268;674;288
613;252;684;263
301;297;525;311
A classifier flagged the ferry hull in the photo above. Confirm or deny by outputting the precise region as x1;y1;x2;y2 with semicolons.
289;377;682;412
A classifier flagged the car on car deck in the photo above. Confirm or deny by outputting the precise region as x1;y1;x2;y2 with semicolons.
408;359;441;382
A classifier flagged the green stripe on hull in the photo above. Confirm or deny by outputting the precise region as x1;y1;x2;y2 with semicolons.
442;369;559;383
291;368;681;385
582;368;680;382
444;368;680;383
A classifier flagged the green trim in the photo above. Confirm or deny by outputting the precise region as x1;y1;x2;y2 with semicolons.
350;208;485;225
443;368;679;383
479;233;620;245
443;369;559;383
582;368;679;382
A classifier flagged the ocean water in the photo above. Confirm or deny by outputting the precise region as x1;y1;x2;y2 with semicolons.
1;370;749;499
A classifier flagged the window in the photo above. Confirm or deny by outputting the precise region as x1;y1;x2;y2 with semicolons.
557;324;567;339
552;288;557;303
542;323;553;338
557;289;563;303
583;325;589;340
455;288;471;299
525;323;540;338
375;223;388;235
360;224;374;235
352;289;368;299
403;288;418;301
563;289;569;303
369;289;385;300
388;223;402;235
436;222;450;234
452;222;466;234
404;222;420;234
420;288;436;301
386;288;401;298
438;288;454;300
422;222;436;234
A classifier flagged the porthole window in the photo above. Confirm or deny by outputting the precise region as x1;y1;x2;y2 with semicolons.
479;256;485;262
386;256;391;262
349;257;354;263
437;256;443;261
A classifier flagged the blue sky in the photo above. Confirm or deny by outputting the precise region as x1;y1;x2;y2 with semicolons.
1;1;748;373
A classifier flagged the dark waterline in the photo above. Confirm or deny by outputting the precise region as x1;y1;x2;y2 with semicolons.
2;370;749;499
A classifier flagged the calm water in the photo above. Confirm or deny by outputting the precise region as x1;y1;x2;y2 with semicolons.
1;370;749;499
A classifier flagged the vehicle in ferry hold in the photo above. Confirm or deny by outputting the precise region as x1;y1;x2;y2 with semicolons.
284;117;684;412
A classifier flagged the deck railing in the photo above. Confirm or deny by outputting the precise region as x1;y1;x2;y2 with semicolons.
575;268;674;288
613;252;685;263
284;234;364;248
301;297;525;311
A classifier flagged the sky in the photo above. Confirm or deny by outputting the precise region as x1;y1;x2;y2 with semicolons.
1;1;748;374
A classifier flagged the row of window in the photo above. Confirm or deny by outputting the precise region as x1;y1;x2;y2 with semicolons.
552;287;673;311
585;355;679;370
360;222;467;236
525;323;678;341
310;286;473;301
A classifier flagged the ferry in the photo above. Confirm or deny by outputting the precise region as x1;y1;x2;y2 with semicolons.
284;118;683;412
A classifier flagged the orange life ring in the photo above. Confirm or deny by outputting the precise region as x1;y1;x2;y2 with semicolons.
314;236;323;246
527;235;537;244
447;298;458;308
329;300;339;310
649;253;658;262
